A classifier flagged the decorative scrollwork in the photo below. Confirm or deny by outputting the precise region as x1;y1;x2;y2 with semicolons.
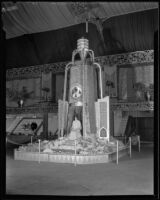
6;50;154;81
111;101;154;111
6;62;67;81
95;50;154;66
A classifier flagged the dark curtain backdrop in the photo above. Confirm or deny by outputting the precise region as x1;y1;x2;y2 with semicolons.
5;9;158;69
103;8;158;54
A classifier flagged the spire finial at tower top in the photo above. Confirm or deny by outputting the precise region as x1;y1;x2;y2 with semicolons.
77;38;89;51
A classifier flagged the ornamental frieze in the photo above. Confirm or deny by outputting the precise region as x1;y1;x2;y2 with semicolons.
111;101;154;111
6;62;66;81
6;50;154;80
95;50;154;66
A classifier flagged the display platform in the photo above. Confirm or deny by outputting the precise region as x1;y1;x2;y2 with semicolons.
14;146;129;164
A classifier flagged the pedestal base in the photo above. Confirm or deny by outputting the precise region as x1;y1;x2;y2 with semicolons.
14;147;129;164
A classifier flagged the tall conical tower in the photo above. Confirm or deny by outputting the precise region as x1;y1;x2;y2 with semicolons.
58;37;108;139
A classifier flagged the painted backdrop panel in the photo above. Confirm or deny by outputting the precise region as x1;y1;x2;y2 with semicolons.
6;78;41;107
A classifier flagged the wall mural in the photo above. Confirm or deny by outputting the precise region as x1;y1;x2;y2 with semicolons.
118;64;154;101
103;65;117;97
6;78;41;107
133;64;154;101
41;72;52;101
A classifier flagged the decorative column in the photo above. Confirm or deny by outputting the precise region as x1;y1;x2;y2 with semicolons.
43;112;48;139
52;73;56;103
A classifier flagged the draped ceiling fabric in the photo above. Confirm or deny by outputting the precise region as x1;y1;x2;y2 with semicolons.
2;2;158;39
2;2;158;68
102;8;158;55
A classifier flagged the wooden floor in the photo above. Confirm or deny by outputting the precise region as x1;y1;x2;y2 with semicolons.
5;143;153;196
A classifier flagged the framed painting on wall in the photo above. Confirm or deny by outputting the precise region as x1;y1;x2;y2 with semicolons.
12;117;43;135
103;65;117;97
6;77;41;107
117;63;154;102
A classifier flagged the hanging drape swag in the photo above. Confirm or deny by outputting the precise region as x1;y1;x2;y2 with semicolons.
5;9;158;68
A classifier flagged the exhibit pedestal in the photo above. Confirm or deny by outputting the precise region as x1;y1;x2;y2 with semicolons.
14;147;129;165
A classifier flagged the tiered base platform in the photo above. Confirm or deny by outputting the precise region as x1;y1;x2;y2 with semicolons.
14;147;129;164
